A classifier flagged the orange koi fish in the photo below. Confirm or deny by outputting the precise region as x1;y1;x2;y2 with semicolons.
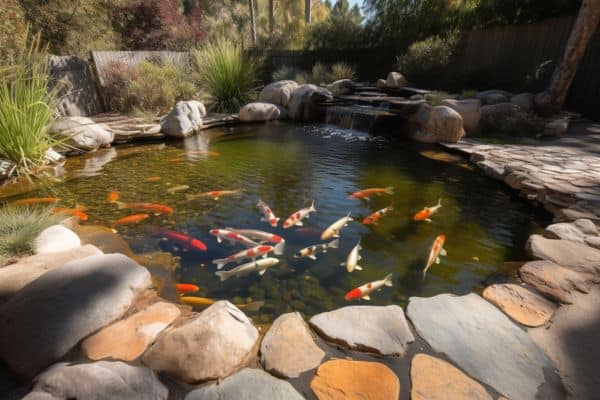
52;206;89;221
159;229;207;251
186;150;221;157
413;199;442;222
13;197;60;205
112;213;150;226
349;187;394;200
345;274;393;301
107;191;120;203
423;234;447;280
175;283;200;295
186;190;241;201
145;176;162;182
114;201;173;215
180;296;264;311
362;205;394;225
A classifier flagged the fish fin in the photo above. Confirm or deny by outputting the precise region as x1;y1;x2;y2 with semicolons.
214;271;230;281
423;266;430;280
384;273;393;287
355;265;363;271
329;239;340;249
425;218;432;222
358;255;362;260
261;254;268;259
440;248;447;256
340;262;346;267
309;200;316;212
385;187;394;195
273;241;286;255
437;198;442;207
308;255;317;260
114;201;126;210
361;295;371;300
216;237;223;243
295;221;304;226
213;197;220;201
212;258;228;270
272;218;280;227
333;233;340;238
239;301;264;312
435;257;441;264
258;269;266;275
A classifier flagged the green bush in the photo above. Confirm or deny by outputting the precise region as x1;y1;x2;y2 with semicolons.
398;33;460;78
192;39;256;113
460;89;478;99
425;91;451;106
311;62;331;85
329;62;356;81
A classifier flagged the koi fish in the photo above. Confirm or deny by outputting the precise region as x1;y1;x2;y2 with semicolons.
167;184;190;194
186;150;221;157
257;199;280;227
107;191;120;203
423;234;447;280
180;296;265;311
113;213;150;226
52;207;88;221
321;212;353;240
13;197;60;205
167;157;185;163
341;240;363;272
413;199;442;222
215;257;280;281
186;190;241;201
344;273;393;301
175;283;200;295
349;187;394;200
159;229;207;251
283;201;316;228
209;229;259;248
115;201;173;215
362;205;394;225
145;176;162;182
212;242;285;269
225;228;284;244
294;239;339;260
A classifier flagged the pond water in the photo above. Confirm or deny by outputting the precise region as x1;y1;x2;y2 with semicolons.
3;122;549;322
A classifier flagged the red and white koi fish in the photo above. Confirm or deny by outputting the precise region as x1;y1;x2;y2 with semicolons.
349;187;394;200
341;240;363;272
159;229;207;251
209;228;259;248
423;234;447;280
115;201;173;215
344;273;393;301
321;212;353;240
413;199;442;222
186;190;241;201
295;239;339;260
362;205;394;225
257;199;280;227
212;242;285;269
283;201;316;229
225;228;284;244
215;257;280;281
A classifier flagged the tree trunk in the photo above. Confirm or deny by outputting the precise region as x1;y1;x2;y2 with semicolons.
269;0;274;36
249;0;257;47
537;0;600;115
305;0;311;24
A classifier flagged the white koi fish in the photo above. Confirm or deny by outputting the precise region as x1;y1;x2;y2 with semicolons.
212;242;285;269
321;212;353;240
423;234;447;280
215;258;280;281
341;240;363;272
345;273;393;300
209;229;259;248
283;201;316;229
257;199;280;227
294;239;340;260
225;228;285;244
413;198;442;222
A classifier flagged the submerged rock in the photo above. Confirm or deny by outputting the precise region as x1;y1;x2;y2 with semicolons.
288;84;333;121
239;102;281;121
482;283;556;327
184;368;304;400
406;293;564;400
258;80;299;107
49;116;114;151
310;359;400;400
440;98;481;132
33;224;81;255
410;353;492;400
410;104;465;143
0;253;152;378
385;71;407;88
309;305;414;356
160;100;206;138
260;312;325;378
23;361;167;400
142;301;258;383
526;234;600;274
82;301;181;362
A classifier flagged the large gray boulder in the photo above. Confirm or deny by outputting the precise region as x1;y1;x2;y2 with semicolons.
510;93;534;112
526;234;600;274
477;90;512;105
33;224;81;255
385;71;407;88
49;116;114;151
410;104;465;143
440;98;481;132
479;102;537;135
23;361;167;400
239;102;281;121
258;80;299;107
260;312;324;378
309;305;414;356
544;219;600;249
328;79;355;96
142;301;258;383
287;84;333;121
160;100;206;138
407;293;564;400
184;368;304;400
0;254;152;378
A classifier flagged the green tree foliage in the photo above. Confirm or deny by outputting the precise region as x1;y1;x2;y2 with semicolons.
0;0;28;61
305;0;365;49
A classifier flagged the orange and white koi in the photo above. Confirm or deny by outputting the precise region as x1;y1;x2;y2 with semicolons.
321;212;353;240
295;239;339;260
13;197;60;205
225;228;284;244
257;199;280;227
175;283;200;295
115;201;173;215
413;199;442;222
344;273;393;301
107;191;120;203
52;206;88;221
362;205;393;225
349;187;394;200
159;229;207;251
210;228;259;248
186;190;241;201
215;257;280;281
113;213;150;226
341;240;363;272
180;296;264;311
283;201;316;229
423;234;447;280
145;176;162;182
212;243;285;269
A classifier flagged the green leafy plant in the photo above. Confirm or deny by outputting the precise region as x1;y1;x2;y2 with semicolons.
192;39;256;113
398;33;460;78
329;62;356;81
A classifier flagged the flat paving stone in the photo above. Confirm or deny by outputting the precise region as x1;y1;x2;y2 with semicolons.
526;234;600;274
482;283;556;327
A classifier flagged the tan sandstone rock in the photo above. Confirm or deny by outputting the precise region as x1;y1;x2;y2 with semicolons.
482;283;556;327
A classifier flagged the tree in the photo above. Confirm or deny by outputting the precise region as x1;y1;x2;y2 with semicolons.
305;0;311;23
269;0;274;35
305;0;364;49
249;0;257;46
536;0;600;114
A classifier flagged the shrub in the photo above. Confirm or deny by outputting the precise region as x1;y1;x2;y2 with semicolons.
272;65;304;82
398;33;460;78
311;62;331;85
330;62;356;81
192;40;256;113
460;89;478;99
425;92;451;106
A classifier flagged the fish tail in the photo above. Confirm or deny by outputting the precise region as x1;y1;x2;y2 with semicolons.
185;194;197;201
422;266;429;281
384;273;393;287
310;200;316;212
385;187;395;195
114;201;126;210
273;241;286;255
437;198;442;207
215;270;231;281
239;300;265;312
329;239;340;249
212;258;228;270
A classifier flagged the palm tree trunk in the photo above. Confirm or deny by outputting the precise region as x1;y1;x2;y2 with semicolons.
249;0;257;47
305;0;311;24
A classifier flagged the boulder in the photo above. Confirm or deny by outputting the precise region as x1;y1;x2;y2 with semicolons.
477;90;512;105
526;234;600;274
310;359;400;400
309;305;414;356
160;100;206;138
510;93;534;112
544;219;599;248
406;293;564;400
542;117;569;137
70;223;134;255
142;301;258;383
23;361;167;400
385;71;407;88
328;79;355;96
260;312;324;378
410;104;465;143
0;253;152;378
480;102;538;135
410;353;492;400
482;283;556;327
33;224;81;255
0;245;102;301
82;301;181;362
258;80;299;107
519;260;599;304
440;98;481;131
48;116;114;151
239;102;281;122
184;368;304;400
376;78;387;89
288;84;333;121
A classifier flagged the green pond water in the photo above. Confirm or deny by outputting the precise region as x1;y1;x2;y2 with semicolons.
2;122;549;322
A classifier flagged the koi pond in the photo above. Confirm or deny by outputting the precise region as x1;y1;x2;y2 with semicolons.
2;123;550;322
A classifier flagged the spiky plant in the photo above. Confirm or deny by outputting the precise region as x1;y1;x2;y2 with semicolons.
330;62;356;82
311;62;331;84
